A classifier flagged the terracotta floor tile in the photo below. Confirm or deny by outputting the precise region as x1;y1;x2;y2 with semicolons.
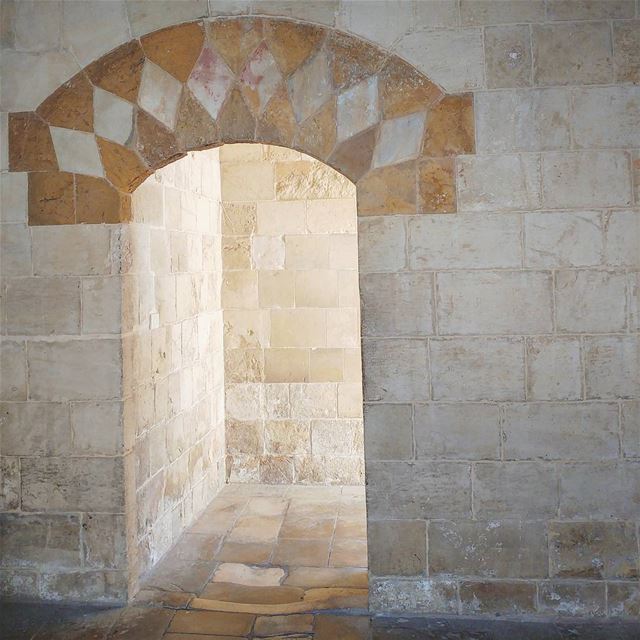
253;613;314;636
215;540;274;564
272;538;331;567
167;610;255;636
279;515;336;539
284;566;368;589
330;539;368;568
212;563;285;586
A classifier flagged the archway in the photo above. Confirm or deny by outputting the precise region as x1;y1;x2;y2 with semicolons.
5;16;474;605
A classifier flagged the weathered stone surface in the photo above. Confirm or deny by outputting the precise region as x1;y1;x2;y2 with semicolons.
368;520;426;576
208;17;263;74
526;337;582;401
417;157;456;213
424;95;475;157
217;87;256;143
370;577;458;614
357;161;416;215
609;581;640;617
430;520;548;578
484;25;532;88
276;160;352;200
364;404;412;461
97;137;150;192
265;19;325;77
254;613;314;636
0;341;27;401
358;216;406;273
76;175;129;224
314;614;370;640
584;336;639;399
135;109;184;168
549;521;638;580
289;51;333;124
538;581;606;617
614;20;640;84
460;580;536;615
328;125;375;182
256;86;298;147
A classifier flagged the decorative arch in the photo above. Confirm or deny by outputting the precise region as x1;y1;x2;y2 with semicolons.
7;16;474;226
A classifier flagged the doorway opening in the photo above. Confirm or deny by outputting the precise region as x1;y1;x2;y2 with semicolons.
127;143;367;609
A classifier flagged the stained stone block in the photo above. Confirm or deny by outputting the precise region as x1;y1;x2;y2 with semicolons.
360;272;434;337
533;22;613;86
542;151;632;209
429;520;548;578
474;462;558;518
584;336;639;399
0;340;27;401
436;271;553;335
549;521;638;580
4;277;81;336
457;154;542;212
613;20;640;84
414;403;500;460
475;89;571;152
621;401;639;458
362;338;429;403
558;462;640;519
357;216;406;273
21;456;124;512
526;337;582;401
368;520;426;576
460;580;536;615
503;402;619;461
364;404;413;461
367;461;471;519
0;513;81;569
28;338;121;401
408;213;521;270
547;0;634;20
484;25;532;89
430;337;525;402
555;270;627;333
0;457;20;510
604;210;640;268
524;211;603;268
538;581;606;617
608;581;640;617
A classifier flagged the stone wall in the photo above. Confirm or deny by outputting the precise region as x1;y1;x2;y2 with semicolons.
124;149;226;591
219;143;363;485
1;0;639;619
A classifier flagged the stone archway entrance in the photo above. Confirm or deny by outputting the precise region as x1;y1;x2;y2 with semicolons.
5;16;474;605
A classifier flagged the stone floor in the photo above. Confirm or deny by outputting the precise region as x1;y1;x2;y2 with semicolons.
2;484;639;639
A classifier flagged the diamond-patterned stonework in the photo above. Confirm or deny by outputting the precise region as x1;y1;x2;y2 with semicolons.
7;16;474;226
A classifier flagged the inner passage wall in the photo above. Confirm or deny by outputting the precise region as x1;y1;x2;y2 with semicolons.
220;144;364;485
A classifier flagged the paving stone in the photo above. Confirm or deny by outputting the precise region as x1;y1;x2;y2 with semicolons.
168;610;255;636
212;563;285;587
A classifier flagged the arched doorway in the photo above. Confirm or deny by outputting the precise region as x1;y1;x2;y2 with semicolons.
4;15;474;605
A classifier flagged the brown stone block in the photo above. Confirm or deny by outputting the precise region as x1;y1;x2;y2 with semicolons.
168;610;255;636
134;110;184;169
327;30;387;91
36;72;94;132
549;521;639;580
9;112;58;172
141;21;205;82
295;97;337;161
328;125;375;182
208;17;263;74
255;613;314;636
357;160;417;215
538;581;606;617
76;175;130;223
423;94;475;157
460;580;537;616
256;85;298;147
265;19;326;77
608;581;640;617
314;614;370;640
379;56;443;119
418;157;456;213
86;40;146;103
97;137;150;193
217;87;256;143
28;171;74;225
174;87;219;151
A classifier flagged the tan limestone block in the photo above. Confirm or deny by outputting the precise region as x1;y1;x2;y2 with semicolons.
310;349;344;383
8;112;58;172
356;160;417;215
86;40;146;103
216;87;257;143
134;110;184;169
207;17;264;74
141;21;205;82
264;349;310;383
423;94;475;157
276;160;354;200
36;72;94;132
28;171;74;225
327;30;387;91
254;614;314;636
259;455;295;484
222;202;257;235
259;270;295;308
256;85;298;148
264;19;326;77
379;56;443;119
418;157;456;213
168;610;255;636
76;174;130;223
265;420;311;455
97;137;151;193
